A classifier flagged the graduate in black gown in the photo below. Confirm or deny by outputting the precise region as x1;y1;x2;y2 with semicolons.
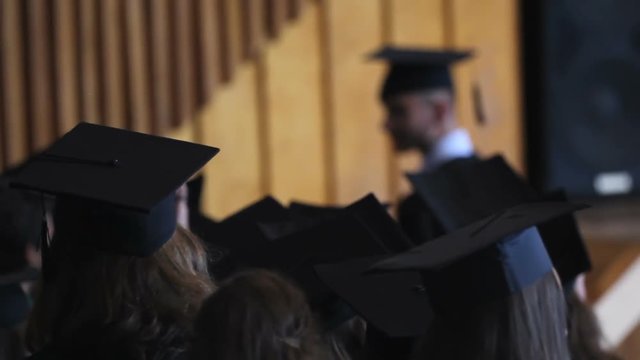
317;202;588;360
369;46;476;246
10;123;218;360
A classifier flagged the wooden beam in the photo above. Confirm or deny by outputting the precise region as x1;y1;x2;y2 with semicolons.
100;0;126;129
172;0;197;125
79;0;102;124
196;0;221;102
148;0;173;134
26;0;55;151
124;0;151;133
53;0;79;134
1;0;28;166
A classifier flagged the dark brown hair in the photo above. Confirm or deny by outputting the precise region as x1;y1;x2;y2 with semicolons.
26;226;215;360
191;269;326;360
414;272;571;360
566;291;622;360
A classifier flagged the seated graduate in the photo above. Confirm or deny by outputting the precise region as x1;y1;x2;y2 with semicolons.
0;177;41;360
318;202;587;360
191;269;327;360
9;123;219;360
254;194;414;360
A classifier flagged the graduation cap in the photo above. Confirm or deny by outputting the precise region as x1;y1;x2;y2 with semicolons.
268;194;412;253
10;123;219;257
369;202;588;310
369;46;473;100
408;156;538;233
537;190;592;287
252;214;388;329
315;256;430;338
409;156;592;289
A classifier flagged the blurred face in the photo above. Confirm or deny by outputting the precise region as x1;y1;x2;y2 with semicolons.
383;92;443;153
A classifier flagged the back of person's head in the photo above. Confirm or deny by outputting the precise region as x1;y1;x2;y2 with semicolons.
566;291;622;360
26;226;214;360
414;271;570;360
191;269;324;360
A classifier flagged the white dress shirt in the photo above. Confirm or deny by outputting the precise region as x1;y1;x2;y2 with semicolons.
424;128;475;171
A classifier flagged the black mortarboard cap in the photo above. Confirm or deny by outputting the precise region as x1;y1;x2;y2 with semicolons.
253;215;388;328
369;46;473;100
369;202;588;310
408;156;538;233
315;256;431;338
281;194;412;253
10;123;219;256
537;190;592;286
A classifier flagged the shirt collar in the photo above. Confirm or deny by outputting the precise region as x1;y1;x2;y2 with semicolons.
424;128;474;171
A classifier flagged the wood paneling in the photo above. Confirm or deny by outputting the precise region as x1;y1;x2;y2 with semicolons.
53;0;79;134
321;0;389;203
100;0;126;129
263;4;327;204
79;0;101;125
200;64;263;218
0;0;525;221
1;0;28;167
124;0;151;133
26;0;55;151
149;0;173;134
449;0;524;172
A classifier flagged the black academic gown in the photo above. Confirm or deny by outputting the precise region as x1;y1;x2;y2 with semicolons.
397;156;478;246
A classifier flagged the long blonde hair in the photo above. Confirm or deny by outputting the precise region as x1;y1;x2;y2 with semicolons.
26;226;215;359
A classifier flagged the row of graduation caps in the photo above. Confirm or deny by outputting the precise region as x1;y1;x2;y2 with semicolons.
3;121;590;338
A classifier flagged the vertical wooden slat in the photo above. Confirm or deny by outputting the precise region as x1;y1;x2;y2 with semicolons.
173;0;196;125
78;0;101;124
287;0;304;20
100;0;126;129
124;0;151;133
265;0;286;39
53;0;79;134
264;3;327;203
320;0;389;203
217;0;241;83
26;0;55;151
197;0;220;102
240;0;265;60
450;0;524;172
149;0;173;134
1;0;28;166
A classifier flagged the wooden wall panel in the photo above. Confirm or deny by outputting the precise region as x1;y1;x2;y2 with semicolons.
125;0;151;133
173;0;197;126
53;0;79;134
450;0;524;172
322;0;389;204
263;3;327;203
1;0;28;167
149;0;174;134
388;0;446;47
197;0;221;103
26;0;55;151
100;0;126;129
79;0;101;125
200;64;263;218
